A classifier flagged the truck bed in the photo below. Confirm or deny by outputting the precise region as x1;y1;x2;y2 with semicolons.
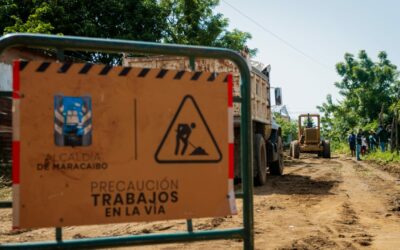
123;56;271;125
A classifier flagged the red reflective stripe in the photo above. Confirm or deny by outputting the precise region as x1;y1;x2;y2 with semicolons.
227;74;233;107
228;74;233;178
229;143;234;179
12;141;20;184
13;61;20;99
12;61;21;184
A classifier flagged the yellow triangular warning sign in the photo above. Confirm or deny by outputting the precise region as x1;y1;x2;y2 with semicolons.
155;95;222;163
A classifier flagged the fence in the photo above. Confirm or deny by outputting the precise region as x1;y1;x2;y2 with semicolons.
0;33;254;249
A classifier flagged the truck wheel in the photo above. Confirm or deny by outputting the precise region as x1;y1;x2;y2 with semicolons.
323;140;331;158
254;133;267;186
293;140;300;159
270;136;284;175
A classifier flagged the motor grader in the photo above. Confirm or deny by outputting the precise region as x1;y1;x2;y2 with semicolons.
290;114;330;158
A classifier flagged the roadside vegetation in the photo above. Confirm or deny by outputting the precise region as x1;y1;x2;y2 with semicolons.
317;50;400;163
331;142;351;155
364;151;400;164
274;113;297;146
331;141;400;165
0;0;256;64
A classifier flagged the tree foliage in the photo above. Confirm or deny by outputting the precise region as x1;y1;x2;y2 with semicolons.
0;0;256;63
3;1;54;34
317;50;400;141
160;0;256;56
274;113;298;144
1;0;168;63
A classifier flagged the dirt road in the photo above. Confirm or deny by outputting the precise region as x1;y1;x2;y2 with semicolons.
1;154;400;249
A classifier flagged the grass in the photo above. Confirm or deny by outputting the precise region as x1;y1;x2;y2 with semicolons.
331;142;351;155
331;141;400;165
364;151;400;164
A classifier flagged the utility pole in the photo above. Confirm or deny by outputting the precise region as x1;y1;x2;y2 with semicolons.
396;110;398;154
391;115;395;152
397;87;400;154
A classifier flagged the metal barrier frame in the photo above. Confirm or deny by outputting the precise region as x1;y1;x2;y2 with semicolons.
0;33;254;249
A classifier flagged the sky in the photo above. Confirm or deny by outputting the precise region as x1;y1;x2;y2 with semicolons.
215;0;400;118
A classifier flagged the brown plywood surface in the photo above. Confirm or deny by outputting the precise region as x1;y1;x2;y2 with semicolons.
14;61;235;228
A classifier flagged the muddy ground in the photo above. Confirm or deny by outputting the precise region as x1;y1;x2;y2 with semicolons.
1;154;400;249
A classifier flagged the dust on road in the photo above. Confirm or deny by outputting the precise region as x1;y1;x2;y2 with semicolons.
1;154;400;249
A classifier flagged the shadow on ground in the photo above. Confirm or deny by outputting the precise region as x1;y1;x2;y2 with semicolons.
254;174;341;196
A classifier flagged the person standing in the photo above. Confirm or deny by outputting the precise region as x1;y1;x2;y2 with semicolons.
361;135;368;156
348;132;356;157
368;131;376;151
376;125;388;152
356;129;363;161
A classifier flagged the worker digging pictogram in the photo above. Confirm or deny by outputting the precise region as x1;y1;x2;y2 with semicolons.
155;95;222;163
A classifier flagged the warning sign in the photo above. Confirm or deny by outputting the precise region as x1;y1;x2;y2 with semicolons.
12;61;236;229
155;95;222;163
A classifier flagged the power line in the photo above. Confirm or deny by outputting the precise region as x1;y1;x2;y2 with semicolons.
222;0;331;71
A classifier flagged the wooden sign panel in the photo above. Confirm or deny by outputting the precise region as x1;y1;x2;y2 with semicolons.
12;61;236;228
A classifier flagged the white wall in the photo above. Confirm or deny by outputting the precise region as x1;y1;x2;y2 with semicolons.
0;63;12;91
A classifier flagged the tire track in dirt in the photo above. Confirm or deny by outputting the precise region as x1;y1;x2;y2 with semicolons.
323;157;400;250
266;155;347;249
276;155;398;250
341;158;400;249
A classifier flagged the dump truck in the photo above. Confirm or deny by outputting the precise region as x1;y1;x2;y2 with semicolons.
290;113;330;158
123;55;284;186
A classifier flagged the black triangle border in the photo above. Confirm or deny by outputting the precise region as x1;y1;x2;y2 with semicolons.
154;95;223;164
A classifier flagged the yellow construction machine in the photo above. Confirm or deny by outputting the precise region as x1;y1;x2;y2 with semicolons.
290;114;330;159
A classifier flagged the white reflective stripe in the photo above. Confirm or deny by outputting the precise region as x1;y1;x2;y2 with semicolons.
228;179;237;215
84;124;92;135
81;111;92;124
0;63;12;91
12;99;20;141
12;184;20;228
54;124;63;134
228;107;234;144
54;110;64;122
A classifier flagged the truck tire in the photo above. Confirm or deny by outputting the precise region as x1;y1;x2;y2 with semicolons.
323;140;331;158
293;140;300;159
254;133;267;186
270;136;284;175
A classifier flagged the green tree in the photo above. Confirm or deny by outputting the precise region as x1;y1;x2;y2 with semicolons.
318;50;400;141
160;0;256;56
0;0;256;62
0;0;169;63
3;1;54;34
274;113;297;144
1;0;167;40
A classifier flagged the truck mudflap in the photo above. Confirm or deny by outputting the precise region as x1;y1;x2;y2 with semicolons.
266;140;279;163
54;95;92;147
